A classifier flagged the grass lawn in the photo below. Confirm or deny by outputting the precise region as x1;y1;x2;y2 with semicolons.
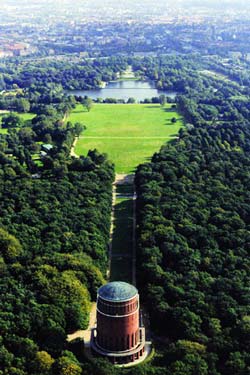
109;184;135;283
18;113;36;123
110;258;132;283
0;128;8;134
69;103;183;173
110;186;135;283
112;196;133;256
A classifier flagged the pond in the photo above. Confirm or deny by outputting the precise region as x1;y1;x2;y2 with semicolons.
66;80;177;102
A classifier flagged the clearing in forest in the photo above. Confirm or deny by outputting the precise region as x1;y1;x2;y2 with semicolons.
69;103;183;173
0;112;35;134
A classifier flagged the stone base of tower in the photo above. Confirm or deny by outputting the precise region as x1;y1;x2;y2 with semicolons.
91;326;146;365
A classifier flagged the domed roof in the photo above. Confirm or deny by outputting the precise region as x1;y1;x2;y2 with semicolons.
98;281;138;302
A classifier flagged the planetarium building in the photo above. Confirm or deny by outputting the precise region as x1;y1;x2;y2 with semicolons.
91;281;146;364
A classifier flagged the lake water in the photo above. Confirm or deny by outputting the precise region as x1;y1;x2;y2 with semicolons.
66;80;177;102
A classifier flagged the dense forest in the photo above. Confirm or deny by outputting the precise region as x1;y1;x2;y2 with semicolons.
0;57;128;91
135;56;250;375
136;125;250;374
0;150;114;374
131;54;250;96
1;53;250;374
0;84;115;374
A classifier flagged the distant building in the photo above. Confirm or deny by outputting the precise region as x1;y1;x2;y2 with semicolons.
79;51;89;58
228;51;242;59
91;281;146;365
0;42;37;59
0;50;13;58
243;53;250;61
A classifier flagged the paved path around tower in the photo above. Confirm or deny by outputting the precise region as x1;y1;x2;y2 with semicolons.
67;302;96;346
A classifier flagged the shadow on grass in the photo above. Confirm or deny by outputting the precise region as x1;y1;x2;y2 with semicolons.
163;107;177;113
112;199;133;255
72;109;88;114
164;121;180;130
110;198;133;283
116;184;134;195
110;258;132;283
144;105;161;109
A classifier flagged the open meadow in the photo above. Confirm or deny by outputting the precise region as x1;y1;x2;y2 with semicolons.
69;103;183;173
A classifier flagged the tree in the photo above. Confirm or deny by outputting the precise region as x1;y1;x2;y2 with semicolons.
74;122;85;136
53;352;82;375
15;98;30;113
127;97;136;104
0;228;23;261
34;266;91;330
84;358;119;375
33;351;55;374
83;97;93;112
159;94;166;107
171;117;177;123
2;113;24;128
225;352;246;375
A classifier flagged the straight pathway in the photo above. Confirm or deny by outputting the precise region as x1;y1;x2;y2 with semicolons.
67;173;137;346
69;137;137;284
109;173;136;285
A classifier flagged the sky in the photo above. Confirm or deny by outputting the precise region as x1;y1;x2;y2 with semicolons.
2;0;247;6
2;0;249;20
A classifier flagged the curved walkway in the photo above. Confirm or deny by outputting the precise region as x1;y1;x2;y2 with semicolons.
67;302;96;346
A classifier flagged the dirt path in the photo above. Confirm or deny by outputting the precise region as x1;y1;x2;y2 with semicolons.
115;173;134;185
70;137;79;158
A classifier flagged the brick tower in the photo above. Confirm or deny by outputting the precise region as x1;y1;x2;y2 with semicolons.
91;281;145;364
